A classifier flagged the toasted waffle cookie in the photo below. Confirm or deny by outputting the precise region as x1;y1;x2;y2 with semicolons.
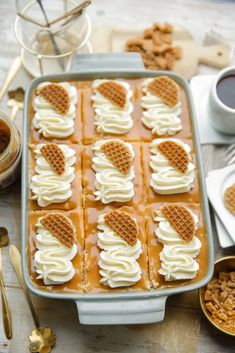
224;184;235;215
100;140;132;174
104;210;138;246
147;76;179;106
41;213;75;248
157;140;189;174
40;143;65;175
37;83;70;115
97;81;127;108
161;205;195;242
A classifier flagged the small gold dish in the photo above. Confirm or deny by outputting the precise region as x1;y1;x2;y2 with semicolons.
199;256;235;337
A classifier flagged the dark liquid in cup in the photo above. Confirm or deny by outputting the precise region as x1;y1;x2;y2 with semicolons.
0;119;10;155
216;75;235;109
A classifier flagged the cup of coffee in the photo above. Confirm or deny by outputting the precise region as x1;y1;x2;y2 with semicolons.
209;66;235;135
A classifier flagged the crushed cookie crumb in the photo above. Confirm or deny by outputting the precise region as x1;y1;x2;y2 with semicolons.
204;271;235;333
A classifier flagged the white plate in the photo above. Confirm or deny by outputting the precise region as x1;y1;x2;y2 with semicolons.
207;165;235;245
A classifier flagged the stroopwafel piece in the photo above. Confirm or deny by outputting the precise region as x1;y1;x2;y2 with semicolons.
147;76;179;106
224;184;235;215
161;205;195;242
40;143;65;175
97;81;127;108
37;83;70;115
104;210;138;246
157;140;189;174
100;140;132;174
41;213;75;248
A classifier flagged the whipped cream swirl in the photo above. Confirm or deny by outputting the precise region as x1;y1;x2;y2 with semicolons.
34;217;77;285
30;144;76;207
141;78;182;135
155;209;201;281
33;82;77;138
150;138;195;194
91;79;133;134
97;214;142;288
92;139;135;204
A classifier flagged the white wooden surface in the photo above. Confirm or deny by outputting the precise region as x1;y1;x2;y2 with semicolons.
0;1;235;352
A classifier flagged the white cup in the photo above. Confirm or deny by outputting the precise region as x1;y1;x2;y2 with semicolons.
209;66;235;135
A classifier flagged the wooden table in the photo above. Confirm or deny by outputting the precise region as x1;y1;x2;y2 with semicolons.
0;1;234;352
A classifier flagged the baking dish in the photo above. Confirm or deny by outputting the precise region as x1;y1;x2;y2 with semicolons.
22;68;214;325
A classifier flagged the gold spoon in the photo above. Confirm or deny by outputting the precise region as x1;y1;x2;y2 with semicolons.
0;227;12;339
0;57;22;102
7;87;25;121
9;245;56;353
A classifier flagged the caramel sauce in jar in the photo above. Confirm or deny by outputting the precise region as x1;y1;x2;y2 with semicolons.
0;112;21;187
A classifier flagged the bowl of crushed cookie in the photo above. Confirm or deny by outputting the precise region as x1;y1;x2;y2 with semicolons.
199;256;235;336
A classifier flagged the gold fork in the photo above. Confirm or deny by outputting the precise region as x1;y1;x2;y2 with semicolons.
0;248;12;339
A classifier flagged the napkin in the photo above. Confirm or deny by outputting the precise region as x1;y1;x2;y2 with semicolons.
206;165;235;247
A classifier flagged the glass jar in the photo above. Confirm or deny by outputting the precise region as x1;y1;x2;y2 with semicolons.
0;111;21;188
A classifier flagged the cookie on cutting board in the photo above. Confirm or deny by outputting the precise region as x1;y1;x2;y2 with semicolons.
90;25;230;79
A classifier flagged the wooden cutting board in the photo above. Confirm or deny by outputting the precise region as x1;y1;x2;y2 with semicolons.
90;26;231;79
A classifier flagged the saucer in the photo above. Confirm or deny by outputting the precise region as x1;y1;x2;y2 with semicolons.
190;74;235;145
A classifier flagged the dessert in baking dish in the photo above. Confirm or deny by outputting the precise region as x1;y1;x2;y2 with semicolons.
84;205;149;292
150;138;195;195
92;79;134;135
142;138;199;203
30;82;82;144
26;76;208;294
29;143;83;210
146;203;208;288
155;205;201;281
34;213;78;285
141;76;182;136
92;139;135;204
97;210;142;288
28;210;84;292
83;141;144;208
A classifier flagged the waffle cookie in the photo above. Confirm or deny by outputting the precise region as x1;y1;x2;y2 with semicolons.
142;140;199;203
157;140;189;174
100;140;132;174
29;144;83;211
147;76;179;107
83;205;149;292
28;210;84;292
40;213;75;248
146;203;208;288
224;184;235;215
161;204;195;242
83;142;144;208
37;83;70;115
97;81;127;108
104;210;138;246
30;81;82;144
40;143;65;175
